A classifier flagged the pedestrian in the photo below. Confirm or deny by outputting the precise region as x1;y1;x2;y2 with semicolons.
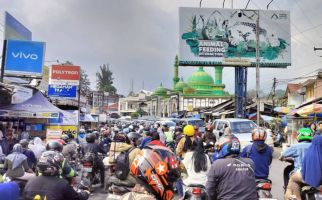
30;137;45;159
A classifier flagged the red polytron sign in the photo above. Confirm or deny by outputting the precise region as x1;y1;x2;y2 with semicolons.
51;65;80;81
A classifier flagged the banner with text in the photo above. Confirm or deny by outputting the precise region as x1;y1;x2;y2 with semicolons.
49;65;80;85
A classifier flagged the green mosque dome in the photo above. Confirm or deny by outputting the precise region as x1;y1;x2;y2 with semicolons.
188;67;215;93
153;83;167;96
174;77;188;92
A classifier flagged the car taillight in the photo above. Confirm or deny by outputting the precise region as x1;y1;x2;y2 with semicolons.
83;162;92;167
192;187;202;195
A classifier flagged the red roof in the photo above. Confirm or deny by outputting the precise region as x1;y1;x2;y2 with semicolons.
286;84;301;94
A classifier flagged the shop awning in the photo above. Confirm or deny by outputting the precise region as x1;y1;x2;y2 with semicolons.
0;91;61;118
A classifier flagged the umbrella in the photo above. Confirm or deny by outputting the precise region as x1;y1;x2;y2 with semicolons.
274;107;291;114
297;103;322;116
248;113;274;122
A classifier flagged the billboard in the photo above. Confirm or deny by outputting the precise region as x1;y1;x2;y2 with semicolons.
49;65;80;85
4;11;32;40
179;8;291;68
4;40;45;76
48;85;77;98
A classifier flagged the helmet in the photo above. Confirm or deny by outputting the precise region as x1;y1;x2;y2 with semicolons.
79;129;85;134
37;151;64;176
61;135;70;143
183;125;195;137
252;128;267;141
130;145;180;199
46;140;63;152
19;139;29;148
86;133;96;143
297;128;313;142
217;135;241;158
127;132;141;141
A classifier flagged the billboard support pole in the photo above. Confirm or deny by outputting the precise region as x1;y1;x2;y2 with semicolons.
77;82;81;138
256;10;260;125
0;40;7;83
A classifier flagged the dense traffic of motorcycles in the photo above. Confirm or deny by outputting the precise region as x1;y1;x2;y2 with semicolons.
0;119;321;200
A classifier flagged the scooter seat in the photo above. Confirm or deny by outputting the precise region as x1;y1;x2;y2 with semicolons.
187;184;205;189
301;185;318;194
256;179;272;184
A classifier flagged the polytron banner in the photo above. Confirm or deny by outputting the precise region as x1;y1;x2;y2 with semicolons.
49;65;80;85
179;8;291;68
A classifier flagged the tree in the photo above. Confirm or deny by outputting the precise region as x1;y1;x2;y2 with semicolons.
80;69;91;96
96;64;117;94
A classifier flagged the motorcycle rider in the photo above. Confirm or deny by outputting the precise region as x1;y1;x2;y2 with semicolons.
315;121;322;135
149;131;166;146
127;144;181;200
240;128;273;179
20;139;37;170
61;134;77;162
46;140;76;178
176;125;195;159
24;151;89;200
81;133;106;188
140;127;153;148
280;127;313;200
77;129;87;144
206;135;258;200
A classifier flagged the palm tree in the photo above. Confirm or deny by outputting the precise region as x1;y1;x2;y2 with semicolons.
96;64;117;94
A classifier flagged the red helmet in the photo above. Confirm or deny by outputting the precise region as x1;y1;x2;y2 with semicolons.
130;145;180;200
252;128;267;141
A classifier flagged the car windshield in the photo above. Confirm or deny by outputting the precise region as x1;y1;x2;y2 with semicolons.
231;121;257;133
187;120;205;127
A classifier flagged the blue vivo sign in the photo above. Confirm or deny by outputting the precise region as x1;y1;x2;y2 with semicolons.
4;40;45;76
48;85;77;98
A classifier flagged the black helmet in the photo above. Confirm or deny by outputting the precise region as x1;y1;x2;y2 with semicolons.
37;151;63;176
61;135;70;143
46;141;63;152
86;133;96;143
19;139;29;148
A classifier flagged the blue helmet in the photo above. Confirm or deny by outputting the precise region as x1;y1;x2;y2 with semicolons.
217;135;241;158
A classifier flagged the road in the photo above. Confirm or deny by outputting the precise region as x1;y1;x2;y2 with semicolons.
89;147;287;200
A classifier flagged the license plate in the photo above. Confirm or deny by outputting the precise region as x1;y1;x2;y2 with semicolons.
83;167;92;172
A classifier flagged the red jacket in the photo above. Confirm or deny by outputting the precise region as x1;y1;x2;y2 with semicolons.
148;140;165;146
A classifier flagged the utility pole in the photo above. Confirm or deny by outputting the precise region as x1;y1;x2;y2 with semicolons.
256;10;260;125
272;77;277;113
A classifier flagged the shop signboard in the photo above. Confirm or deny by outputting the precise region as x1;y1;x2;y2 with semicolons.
46;129;62;141
47;85;77;98
4;40;45;76
49;65;80;85
0;110;59;118
4;11;32;41
179;7;291;68
47;125;78;138
11;85;33;104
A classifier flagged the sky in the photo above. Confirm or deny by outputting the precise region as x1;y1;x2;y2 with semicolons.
0;0;322;96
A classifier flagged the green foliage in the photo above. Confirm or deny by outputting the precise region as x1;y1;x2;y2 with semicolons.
96;64;117;94
80;69;91;96
130;112;139;119
269;118;282;132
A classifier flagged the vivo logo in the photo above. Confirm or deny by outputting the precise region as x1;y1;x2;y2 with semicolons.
11;51;38;60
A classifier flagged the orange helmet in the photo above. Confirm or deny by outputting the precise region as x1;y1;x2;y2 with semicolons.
252;128;267;141
130;145;180;200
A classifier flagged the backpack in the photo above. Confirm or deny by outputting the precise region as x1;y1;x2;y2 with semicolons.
115;147;135;180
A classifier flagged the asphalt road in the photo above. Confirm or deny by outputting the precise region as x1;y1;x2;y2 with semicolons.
88;147;287;200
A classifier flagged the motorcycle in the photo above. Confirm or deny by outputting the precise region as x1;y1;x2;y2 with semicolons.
183;184;207;200
282;157;322;200
106;175;135;199
80;152;101;192
256;179;273;198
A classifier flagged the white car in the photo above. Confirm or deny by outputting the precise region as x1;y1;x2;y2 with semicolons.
212;118;274;149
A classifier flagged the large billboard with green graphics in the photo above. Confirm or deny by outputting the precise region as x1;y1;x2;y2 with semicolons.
179;7;291;68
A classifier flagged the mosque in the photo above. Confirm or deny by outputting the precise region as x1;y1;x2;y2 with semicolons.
146;56;231;117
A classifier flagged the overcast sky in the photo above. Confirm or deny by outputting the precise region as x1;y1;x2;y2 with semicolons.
1;0;322;95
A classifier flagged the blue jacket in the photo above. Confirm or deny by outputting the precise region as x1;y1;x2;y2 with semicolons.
302;135;322;188
23;149;37;169
282;141;311;172
140;137;152;149
240;141;273;179
0;182;19;200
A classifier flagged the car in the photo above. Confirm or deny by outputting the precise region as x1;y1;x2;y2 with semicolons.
179;118;206;133
212;118;274;149
155;120;176;128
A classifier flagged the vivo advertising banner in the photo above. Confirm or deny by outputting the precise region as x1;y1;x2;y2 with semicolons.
4;40;45;76
4;11;32;41
48;85;77;98
49;65;80;85
179;8;291;68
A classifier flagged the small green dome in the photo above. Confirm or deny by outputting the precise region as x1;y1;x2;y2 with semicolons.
174;77;188;92
188;67;214;90
153;83;167;96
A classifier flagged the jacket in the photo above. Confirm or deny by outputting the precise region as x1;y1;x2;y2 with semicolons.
24;176;88;200
240;141;273;179
108;142;132;163
0;182;19;200
302;135;322;188
206;157;258;200
175;136;195;158
281;141;311;172
81;142;106;156
23;149;37;169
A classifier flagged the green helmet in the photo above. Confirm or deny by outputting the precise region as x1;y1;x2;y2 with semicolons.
297;128;313;142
